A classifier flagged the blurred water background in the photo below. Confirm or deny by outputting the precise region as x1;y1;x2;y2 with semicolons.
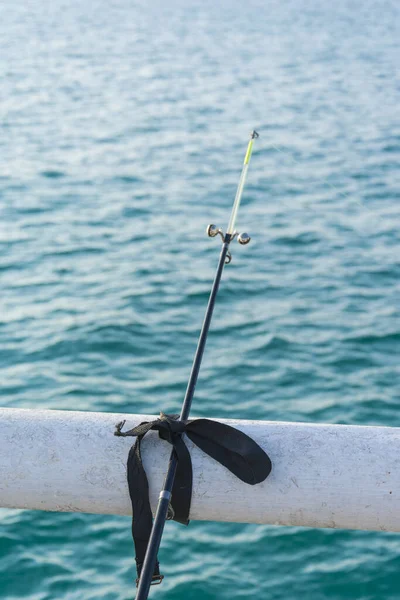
1;0;400;598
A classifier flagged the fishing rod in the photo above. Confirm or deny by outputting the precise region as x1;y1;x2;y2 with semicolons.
129;130;260;600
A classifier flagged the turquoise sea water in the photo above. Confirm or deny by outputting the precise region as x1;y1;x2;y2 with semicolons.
1;0;400;598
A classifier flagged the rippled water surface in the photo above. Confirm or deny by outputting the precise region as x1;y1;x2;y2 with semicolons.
1;0;400;598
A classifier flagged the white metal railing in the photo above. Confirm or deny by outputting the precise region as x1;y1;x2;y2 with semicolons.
0;408;399;532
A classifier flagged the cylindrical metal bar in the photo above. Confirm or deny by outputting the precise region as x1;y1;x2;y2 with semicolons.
1;408;400;533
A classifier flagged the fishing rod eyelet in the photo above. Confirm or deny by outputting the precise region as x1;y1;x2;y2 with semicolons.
136;574;164;588
225;251;232;264
207;224;225;241
238;232;251;245
207;224;219;237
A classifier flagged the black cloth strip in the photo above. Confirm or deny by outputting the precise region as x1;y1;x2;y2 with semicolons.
115;413;272;582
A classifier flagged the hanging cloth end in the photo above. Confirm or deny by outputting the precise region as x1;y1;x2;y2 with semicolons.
135;561;164;587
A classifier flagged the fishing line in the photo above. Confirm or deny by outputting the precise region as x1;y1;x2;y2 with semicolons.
269;141;387;223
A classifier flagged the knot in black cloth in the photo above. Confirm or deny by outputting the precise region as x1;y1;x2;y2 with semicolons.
153;413;186;443
115;413;272;581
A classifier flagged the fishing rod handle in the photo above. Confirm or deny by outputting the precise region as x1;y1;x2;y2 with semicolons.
135;241;230;599
179;240;230;421
135;455;178;600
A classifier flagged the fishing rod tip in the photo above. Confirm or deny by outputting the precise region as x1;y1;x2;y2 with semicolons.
251;130;259;139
